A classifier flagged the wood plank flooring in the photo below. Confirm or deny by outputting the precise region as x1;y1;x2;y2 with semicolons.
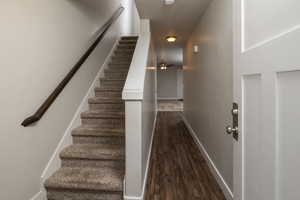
144;112;226;200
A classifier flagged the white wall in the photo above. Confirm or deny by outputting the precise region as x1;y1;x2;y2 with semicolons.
121;0;140;35
132;1;141;35
0;1;138;200
141;40;157;182
183;0;233;192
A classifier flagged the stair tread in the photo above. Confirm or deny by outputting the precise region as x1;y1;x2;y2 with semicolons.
114;55;133;58
109;61;131;64
60;144;124;160
112;54;133;57
94;87;123;92
119;40;136;42
105;69;128;73
81;111;125;119
100;78;126;81
44;36;136;197
88;97;123;104
45;167;123;192
97;86;124;90
117;44;136;47
108;64;130;67
115;49;135;52
121;36;138;39
121;39;138;41
72;125;124;137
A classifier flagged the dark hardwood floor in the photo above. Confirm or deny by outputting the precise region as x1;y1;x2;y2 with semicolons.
144;112;226;200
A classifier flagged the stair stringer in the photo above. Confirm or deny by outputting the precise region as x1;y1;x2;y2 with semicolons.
32;39;120;200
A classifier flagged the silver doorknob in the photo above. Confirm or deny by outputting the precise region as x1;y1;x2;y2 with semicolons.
232;108;239;115
226;125;238;135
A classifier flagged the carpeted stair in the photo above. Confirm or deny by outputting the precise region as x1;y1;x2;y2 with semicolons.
44;36;138;200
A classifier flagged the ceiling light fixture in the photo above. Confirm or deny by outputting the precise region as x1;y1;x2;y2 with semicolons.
164;0;175;5
161;66;167;70
160;63;167;70
166;36;177;43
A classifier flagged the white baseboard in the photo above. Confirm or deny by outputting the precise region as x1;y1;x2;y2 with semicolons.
124;110;158;200
180;114;234;200
34;39;120;199
30;191;46;200
124;195;142;200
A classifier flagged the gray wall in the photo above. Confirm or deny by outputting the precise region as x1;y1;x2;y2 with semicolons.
183;0;233;190
157;68;182;99
157;46;183;99
177;69;183;99
0;1;137;199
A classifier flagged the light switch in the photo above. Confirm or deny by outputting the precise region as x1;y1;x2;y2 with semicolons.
194;45;199;53
164;0;175;5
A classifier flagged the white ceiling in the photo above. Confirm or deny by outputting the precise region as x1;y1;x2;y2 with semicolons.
135;0;212;47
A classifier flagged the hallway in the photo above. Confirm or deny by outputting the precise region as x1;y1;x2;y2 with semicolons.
145;112;226;200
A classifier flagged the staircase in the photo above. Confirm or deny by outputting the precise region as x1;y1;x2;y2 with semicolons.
44;36;138;200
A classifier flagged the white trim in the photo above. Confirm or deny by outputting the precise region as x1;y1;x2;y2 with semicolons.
29;191;45;200
124;110;158;200
180;114;234;200
243;23;300;53
123;20;151;101
39;38;119;190
123;89;144;100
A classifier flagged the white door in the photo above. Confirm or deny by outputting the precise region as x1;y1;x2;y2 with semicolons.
233;0;300;199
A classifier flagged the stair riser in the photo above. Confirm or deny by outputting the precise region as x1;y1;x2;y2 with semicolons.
117;46;135;50
111;57;132;62
105;69;128;73
110;61;131;65
101;81;125;88
95;91;122;98
81;118;125;128
119;41;137;45
73;136;124;145
114;52;134;56
61;159;125;169
108;65;130;70
100;85;123;90
121;36;138;39
104;73;127;79
46;190;123;200
121;40;137;43
100;86;124;90
89;103;125;111
114;52;134;55
121;37;138;40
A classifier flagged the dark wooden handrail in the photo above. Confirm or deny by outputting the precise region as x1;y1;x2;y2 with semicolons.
21;7;124;127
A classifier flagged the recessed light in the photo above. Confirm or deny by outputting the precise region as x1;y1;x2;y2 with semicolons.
164;0;175;5
166;36;177;43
